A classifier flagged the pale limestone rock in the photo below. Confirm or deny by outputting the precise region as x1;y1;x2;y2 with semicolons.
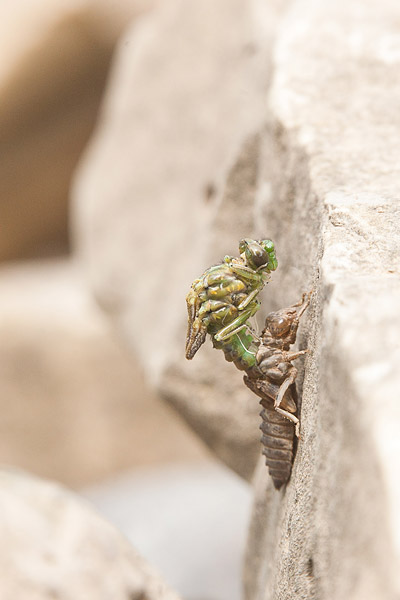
73;0;290;480
0;0;153;260
0;469;181;600
73;0;400;596
0;259;205;487
243;0;400;599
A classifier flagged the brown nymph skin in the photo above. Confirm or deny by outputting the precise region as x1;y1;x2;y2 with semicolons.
243;292;311;489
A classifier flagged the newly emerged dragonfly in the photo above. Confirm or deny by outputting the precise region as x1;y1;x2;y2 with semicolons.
185;239;310;489
185;238;278;370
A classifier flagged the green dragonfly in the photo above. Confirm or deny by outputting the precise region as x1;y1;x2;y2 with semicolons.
185;238;278;371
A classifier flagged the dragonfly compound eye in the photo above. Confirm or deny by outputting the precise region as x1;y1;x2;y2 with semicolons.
239;239;269;270
259;240;278;272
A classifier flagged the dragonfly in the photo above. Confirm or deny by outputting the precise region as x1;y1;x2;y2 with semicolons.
185;239;311;489
185;238;278;370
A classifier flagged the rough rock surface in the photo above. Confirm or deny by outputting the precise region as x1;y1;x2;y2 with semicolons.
72;0;400;597
73;0;290;481
0;259;206;487
0;469;181;600
243;0;400;599
0;0;152;260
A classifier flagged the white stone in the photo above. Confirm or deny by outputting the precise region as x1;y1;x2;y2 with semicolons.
0;469;181;599
244;0;400;598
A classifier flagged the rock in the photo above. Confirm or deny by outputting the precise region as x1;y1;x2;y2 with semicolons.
72;0;291;481
73;0;400;596
0;469;181;599
0;0;153;261
243;0;400;599
0;258;206;487
83;463;252;600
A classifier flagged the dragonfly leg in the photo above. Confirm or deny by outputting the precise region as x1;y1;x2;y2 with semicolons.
214;305;258;342
237;288;260;310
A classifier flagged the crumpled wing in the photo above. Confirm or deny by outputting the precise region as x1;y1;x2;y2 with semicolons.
185;287;207;359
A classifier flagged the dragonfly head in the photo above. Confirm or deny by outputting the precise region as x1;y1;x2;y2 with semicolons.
239;238;278;273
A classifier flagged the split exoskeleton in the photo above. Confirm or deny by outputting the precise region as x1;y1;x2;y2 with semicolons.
244;293;311;488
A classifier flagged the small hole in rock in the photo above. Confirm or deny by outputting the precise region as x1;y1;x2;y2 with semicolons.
203;182;216;203
306;557;314;578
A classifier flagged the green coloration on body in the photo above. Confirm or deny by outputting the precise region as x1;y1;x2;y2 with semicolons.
185;239;277;370
212;328;259;371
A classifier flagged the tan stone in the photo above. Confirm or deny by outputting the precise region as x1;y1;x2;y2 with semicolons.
0;469;181;599
0;258;206;487
72;0;290;480
0;0;153;260
72;0;400;596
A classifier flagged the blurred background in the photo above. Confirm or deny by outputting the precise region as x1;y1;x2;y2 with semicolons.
0;1;253;599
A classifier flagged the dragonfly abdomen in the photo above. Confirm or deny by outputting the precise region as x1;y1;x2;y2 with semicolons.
212;329;258;371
